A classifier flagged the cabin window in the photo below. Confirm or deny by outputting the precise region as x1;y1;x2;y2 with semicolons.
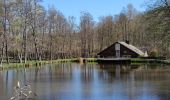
115;43;120;50
116;50;120;57
115;43;120;57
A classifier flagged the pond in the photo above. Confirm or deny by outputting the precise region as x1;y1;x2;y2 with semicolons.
0;63;170;100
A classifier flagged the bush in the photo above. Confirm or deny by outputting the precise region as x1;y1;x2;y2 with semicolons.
149;49;158;57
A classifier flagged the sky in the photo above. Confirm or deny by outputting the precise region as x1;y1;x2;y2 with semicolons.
40;0;147;22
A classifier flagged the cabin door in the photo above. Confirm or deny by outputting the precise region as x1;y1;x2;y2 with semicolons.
115;43;120;57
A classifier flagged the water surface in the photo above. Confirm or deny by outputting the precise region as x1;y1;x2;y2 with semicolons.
0;63;170;100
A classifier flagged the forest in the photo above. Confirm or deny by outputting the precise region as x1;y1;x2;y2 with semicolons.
0;0;170;64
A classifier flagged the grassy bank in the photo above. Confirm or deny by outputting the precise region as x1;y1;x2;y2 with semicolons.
0;58;97;70
131;58;170;65
0;58;169;70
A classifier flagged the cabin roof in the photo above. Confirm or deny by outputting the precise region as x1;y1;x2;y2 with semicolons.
118;42;144;56
97;41;145;57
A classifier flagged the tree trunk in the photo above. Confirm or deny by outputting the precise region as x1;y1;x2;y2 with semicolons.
0;42;5;67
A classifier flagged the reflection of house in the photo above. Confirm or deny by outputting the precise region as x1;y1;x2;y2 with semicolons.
97;41;146;58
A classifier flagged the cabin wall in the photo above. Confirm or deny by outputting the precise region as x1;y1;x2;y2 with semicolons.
98;44;116;57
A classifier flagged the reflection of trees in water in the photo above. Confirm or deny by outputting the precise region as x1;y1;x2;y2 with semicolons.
98;64;170;81
98;64;170;100
80;64;95;83
0;64;79;99
133;64;170;81
132;64;170;100
0;70;17;99
98;64;139;82
33;63;74;82
53;63;73;81
1;63;170;100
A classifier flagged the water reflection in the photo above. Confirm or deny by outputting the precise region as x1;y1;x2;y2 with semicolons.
0;63;170;100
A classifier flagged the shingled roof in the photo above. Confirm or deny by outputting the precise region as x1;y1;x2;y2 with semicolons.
118;42;144;56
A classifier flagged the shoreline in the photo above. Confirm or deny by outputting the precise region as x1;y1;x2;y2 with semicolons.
131;58;170;65
0;58;169;70
0;58;97;70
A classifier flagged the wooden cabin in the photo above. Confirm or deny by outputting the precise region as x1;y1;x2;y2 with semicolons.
97;41;145;58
